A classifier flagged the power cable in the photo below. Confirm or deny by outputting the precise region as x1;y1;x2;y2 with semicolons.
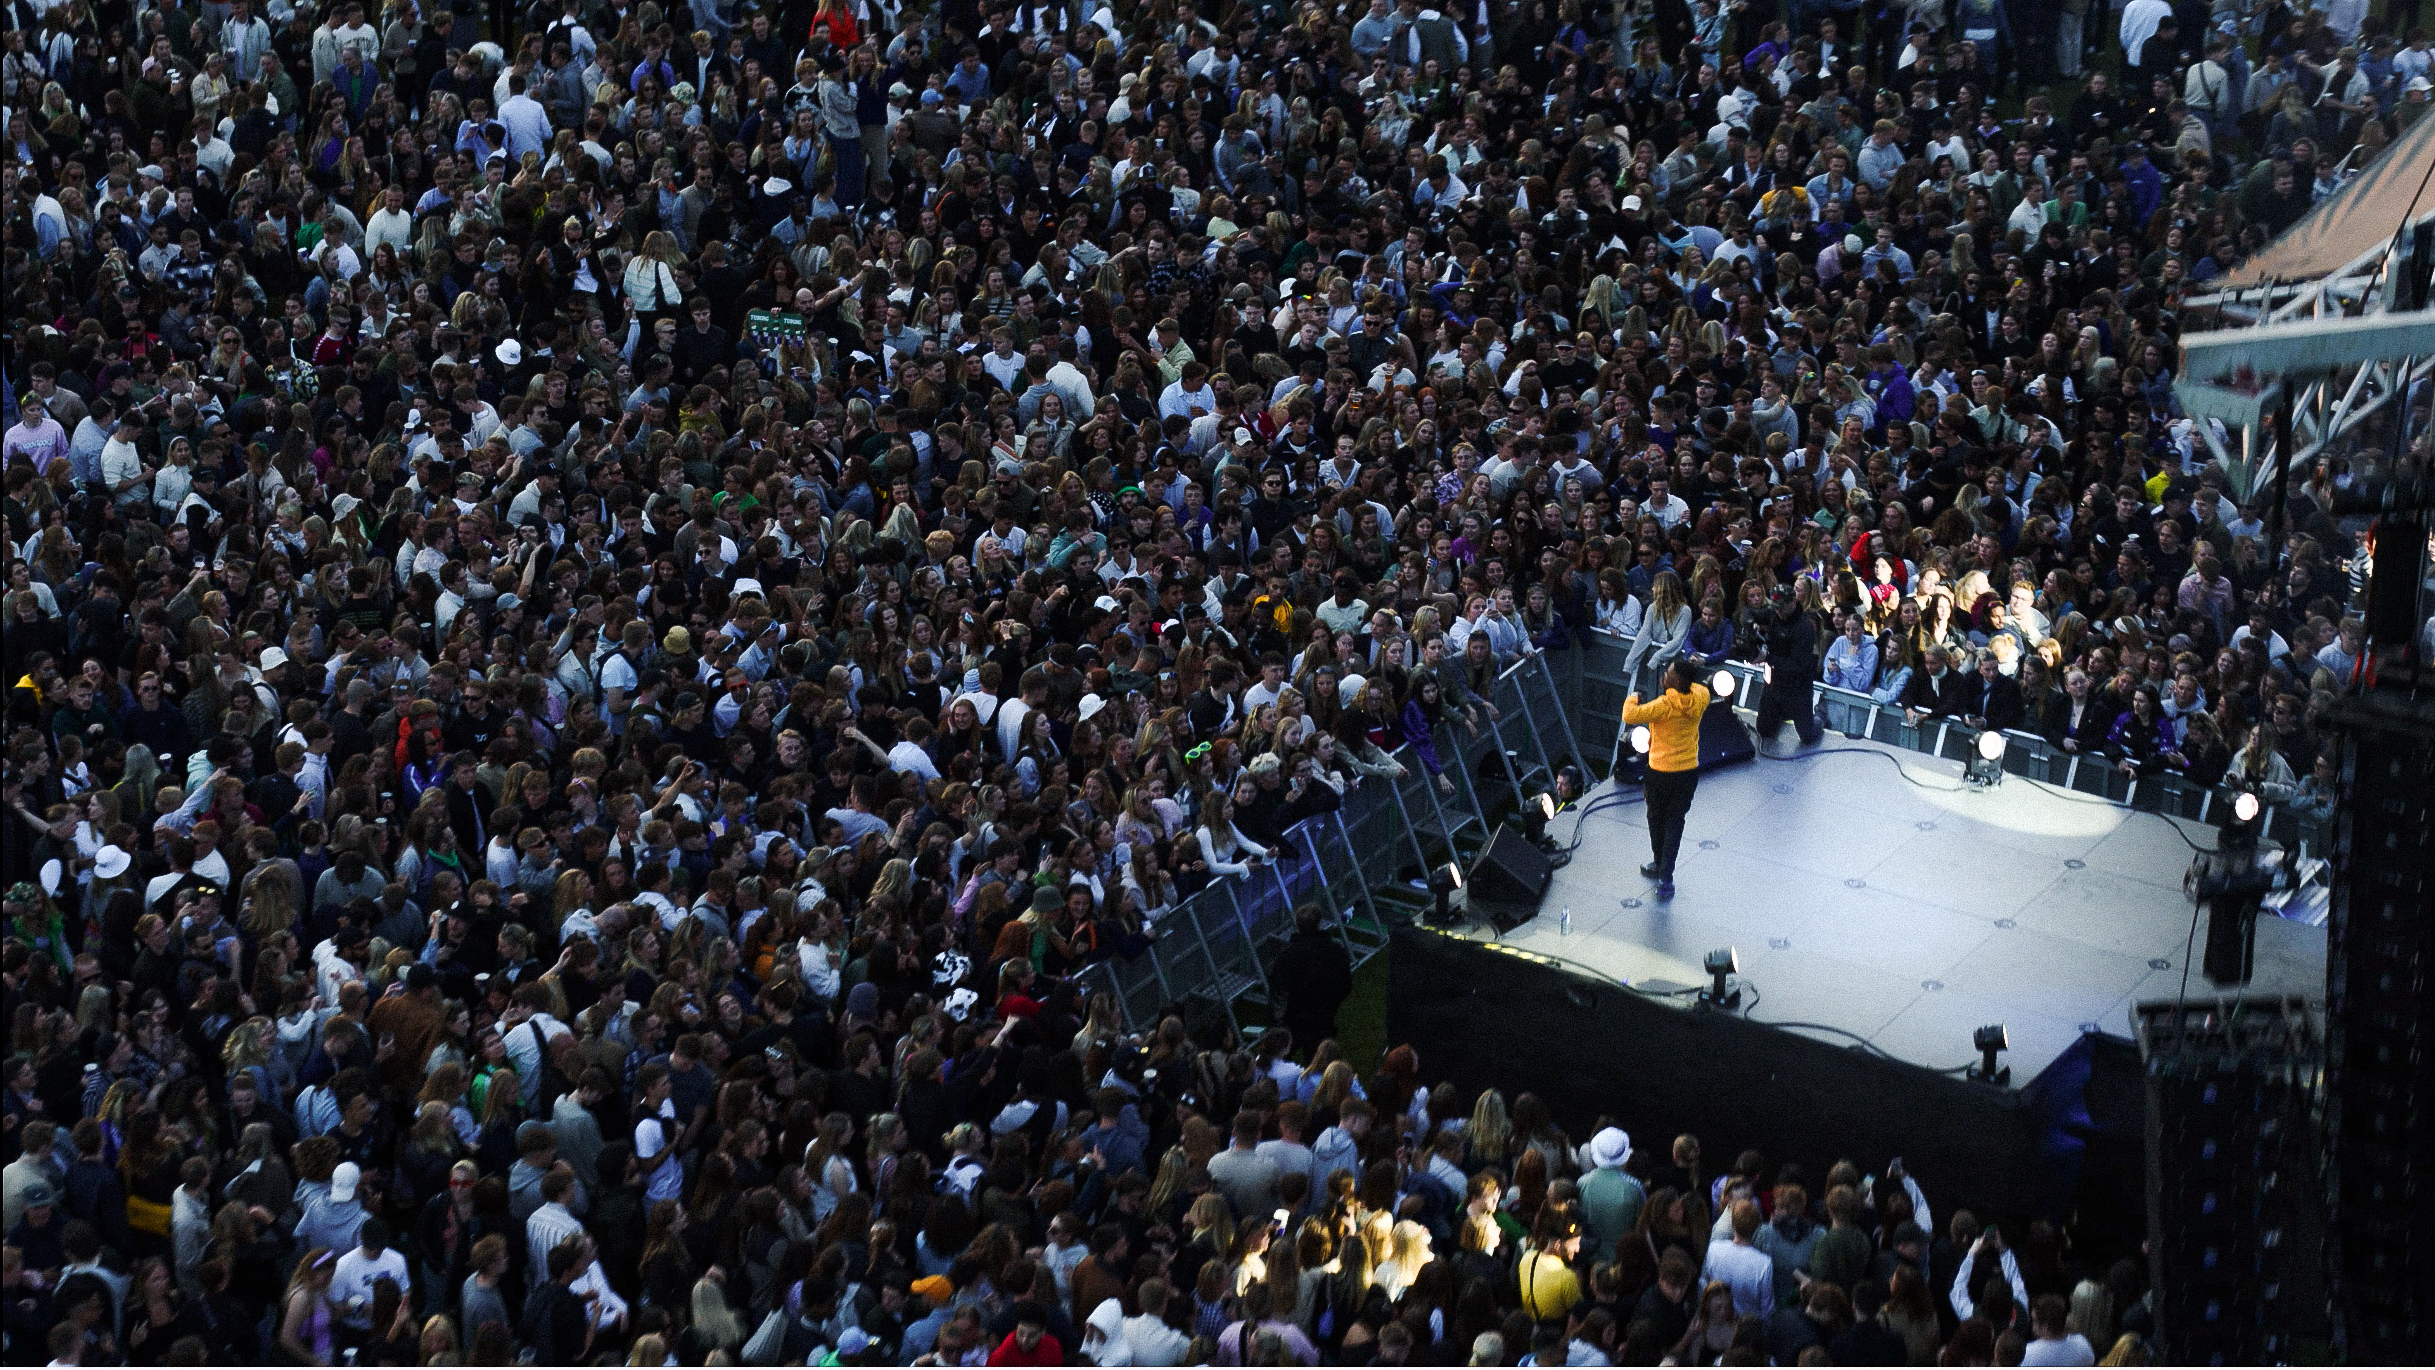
1753;743;1971;792
2009;774;2221;854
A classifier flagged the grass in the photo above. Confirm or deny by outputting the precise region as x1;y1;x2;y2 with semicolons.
1231;937;1397;1071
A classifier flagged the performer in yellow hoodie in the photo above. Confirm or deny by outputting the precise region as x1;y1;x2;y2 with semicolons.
1621;659;1709;899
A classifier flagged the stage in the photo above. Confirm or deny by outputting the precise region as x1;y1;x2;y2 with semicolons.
1447;733;2328;1082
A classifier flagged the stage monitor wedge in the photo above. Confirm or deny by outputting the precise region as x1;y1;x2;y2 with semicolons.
1469;824;1553;932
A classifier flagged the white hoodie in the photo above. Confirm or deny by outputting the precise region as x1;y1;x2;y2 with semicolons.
1083;1299;1136;1366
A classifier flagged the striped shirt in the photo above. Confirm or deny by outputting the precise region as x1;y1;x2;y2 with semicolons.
527;1200;585;1274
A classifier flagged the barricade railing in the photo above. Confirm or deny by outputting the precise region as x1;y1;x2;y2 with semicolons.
1076;651;1578;1036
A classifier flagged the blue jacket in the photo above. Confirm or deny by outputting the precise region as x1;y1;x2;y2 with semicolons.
1685;616;1735;665
1075;1103;1150;1179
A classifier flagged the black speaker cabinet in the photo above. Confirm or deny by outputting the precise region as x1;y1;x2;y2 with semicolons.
1469;824;1553;931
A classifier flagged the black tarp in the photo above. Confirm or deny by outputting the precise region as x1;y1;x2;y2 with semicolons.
1387;925;2143;1225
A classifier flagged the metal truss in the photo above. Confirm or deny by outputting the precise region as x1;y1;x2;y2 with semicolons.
2179;238;2434;500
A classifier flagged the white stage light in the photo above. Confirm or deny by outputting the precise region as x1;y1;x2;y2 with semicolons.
2233;791;2261;823
1711;670;1736;699
1977;731;2006;761
1630;726;1651;754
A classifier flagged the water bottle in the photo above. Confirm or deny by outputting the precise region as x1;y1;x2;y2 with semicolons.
1560;904;1572;936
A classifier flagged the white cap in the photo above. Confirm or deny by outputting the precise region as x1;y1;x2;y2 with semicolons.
329;1161;361;1202
1093;595;1121;611
1078;692;1107;721
761;176;793;196
259;646;290;671
1845;233;1866;254
93;845;132;879
494;339;522;367
331;493;361;519
732;577;766;598
40;858;62;895
1234;426;1254;445
2412;75;2433;92
1621;194;1644;210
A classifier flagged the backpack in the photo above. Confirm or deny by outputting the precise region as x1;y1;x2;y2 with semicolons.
592;647;643;704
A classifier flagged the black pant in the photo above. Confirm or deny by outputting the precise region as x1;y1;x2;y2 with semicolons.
1756;679;1823;745
1644;766;1698;880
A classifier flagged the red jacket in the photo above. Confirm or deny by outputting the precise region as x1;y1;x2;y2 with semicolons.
987;1329;1064;1366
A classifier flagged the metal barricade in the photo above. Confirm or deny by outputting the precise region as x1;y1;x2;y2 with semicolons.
1507;651;1590;783
1294;810;1391;969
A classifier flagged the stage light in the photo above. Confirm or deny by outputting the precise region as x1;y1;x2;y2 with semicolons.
1966;730;2007;787
1969;1023;2011;1086
1711;669;1736;699
2218;786;2265;856
1525;791;1556;845
1428;861;1464;925
1701;946;1741;1008
1630;725;1652;754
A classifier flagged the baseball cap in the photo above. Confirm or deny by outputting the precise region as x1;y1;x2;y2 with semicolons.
330;1161;362;1202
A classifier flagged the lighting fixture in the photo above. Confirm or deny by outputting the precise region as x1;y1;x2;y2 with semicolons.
1966;729;2007;787
2219;787;2264;855
1711;670;1736;699
1969;1024;2010;1086
1428;861;1465;925
1630;725;1652;754
1525;791;1557;845
1701;946;1740;1009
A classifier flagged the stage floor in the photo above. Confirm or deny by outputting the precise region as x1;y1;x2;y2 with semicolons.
1453;734;2327;1081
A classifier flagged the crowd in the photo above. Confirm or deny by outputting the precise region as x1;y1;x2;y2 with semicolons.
0;0;2397;1351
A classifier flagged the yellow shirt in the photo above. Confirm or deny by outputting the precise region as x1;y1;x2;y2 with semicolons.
1519;1247;1582;1321
1622;683;1710;773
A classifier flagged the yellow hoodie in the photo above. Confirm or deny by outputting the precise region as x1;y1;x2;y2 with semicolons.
1622;684;1710;773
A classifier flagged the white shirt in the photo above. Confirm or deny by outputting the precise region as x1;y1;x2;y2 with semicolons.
1700;1239;1776;1318
100;438;149;502
636;1101;683;1202
329;1246;411;1326
888;738;943;783
2020;1334;2098;1367
526;1199;586;1274
1158;379;1216;421
982;348;1025;390
364;205;415;258
499;91;554;159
